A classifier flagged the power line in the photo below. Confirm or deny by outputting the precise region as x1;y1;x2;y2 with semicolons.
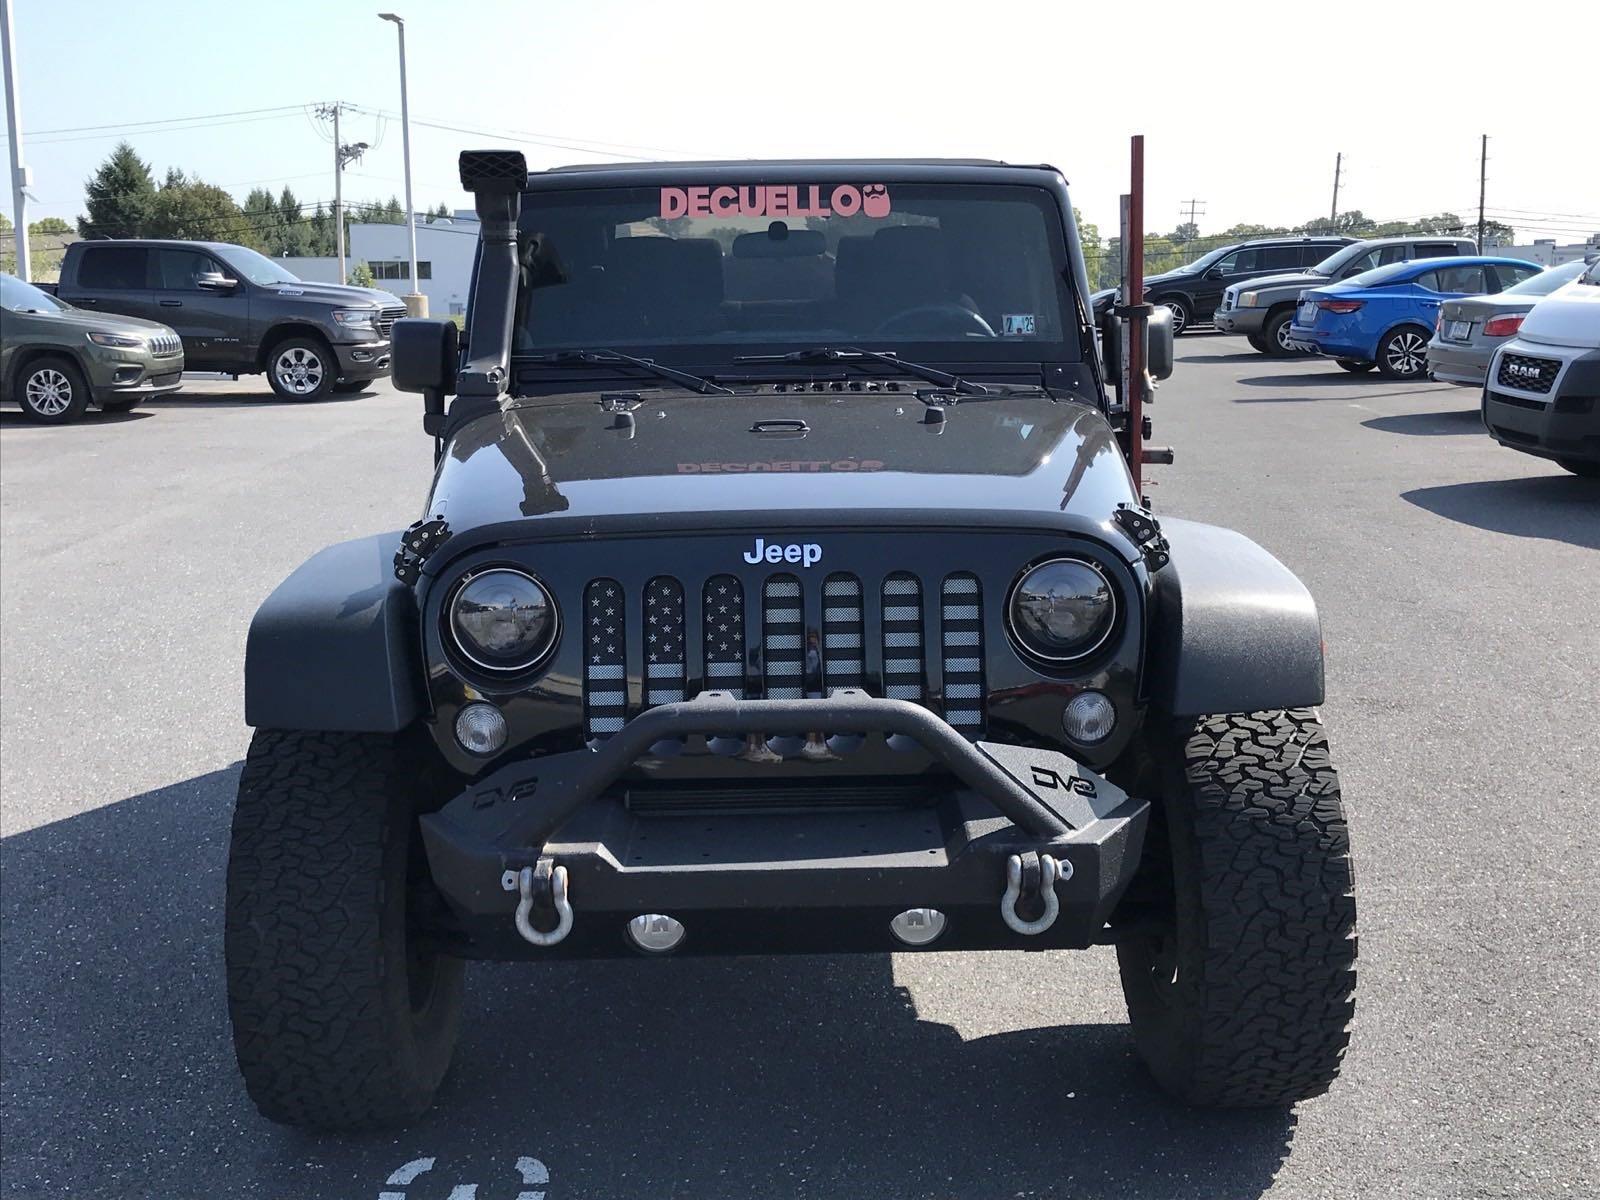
18;111;306;146
10;104;307;137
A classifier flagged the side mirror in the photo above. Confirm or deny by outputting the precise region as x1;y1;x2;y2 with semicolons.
1204;267;1225;280
197;272;239;292
392;318;460;433
1146;306;1175;380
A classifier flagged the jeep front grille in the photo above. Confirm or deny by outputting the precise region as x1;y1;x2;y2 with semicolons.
1497;353;1560;394
148;332;182;357
583;571;986;740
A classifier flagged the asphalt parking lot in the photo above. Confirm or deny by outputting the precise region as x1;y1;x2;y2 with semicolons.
2;338;1596;1199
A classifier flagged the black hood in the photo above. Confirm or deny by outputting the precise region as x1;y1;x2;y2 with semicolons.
426;387;1136;539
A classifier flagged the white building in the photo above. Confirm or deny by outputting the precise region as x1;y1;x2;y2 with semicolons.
1486;233;1600;267
349;211;479;316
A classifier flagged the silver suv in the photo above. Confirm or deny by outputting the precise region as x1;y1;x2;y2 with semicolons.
1214;235;1476;356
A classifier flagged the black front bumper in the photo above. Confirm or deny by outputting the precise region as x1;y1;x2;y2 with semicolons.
420;693;1149;958
1482;387;1600;465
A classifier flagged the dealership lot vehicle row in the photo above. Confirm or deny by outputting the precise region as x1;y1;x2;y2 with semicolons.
2;338;1595;1198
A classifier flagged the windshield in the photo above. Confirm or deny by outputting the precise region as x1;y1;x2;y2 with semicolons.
0;273;67;312
1506;259;1589;296
1172;244;1232;275
1308;243;1367;277
1341;260;1434;289
221;246;303;287
512;182;1079;364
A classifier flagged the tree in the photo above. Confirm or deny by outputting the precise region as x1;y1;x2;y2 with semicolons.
28;216;73;236
1171;221;1200;245
274;186;309;256
427;201;451;222
0;211;10;232
243;187;284;253
80;142;157;238
148;169;258;247
307;203;334;256
349;261;375;288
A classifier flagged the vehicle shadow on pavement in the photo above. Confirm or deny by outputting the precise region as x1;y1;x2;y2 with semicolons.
1361;408;1483;436
0;408;155;427
143;392;369;409
1403;475;1600;550
1;767;1296;1200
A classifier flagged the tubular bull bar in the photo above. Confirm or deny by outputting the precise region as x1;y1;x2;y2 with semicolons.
419;691;1149;957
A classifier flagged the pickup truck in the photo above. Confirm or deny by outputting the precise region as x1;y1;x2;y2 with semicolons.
52;240;405;400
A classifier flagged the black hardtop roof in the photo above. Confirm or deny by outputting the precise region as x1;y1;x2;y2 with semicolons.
526;158;1067;190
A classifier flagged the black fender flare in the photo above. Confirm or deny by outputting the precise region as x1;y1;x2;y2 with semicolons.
244;532;427;732
1147;518;1325;717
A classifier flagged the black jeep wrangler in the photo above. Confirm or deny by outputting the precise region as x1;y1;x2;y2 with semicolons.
226;151;1357;1130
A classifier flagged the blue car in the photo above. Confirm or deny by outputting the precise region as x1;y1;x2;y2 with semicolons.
1285;255;1542;379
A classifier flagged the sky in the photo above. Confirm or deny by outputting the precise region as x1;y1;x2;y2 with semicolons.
3;0;1597;247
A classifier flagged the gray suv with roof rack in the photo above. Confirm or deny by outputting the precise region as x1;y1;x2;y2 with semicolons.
1215;235;1476;356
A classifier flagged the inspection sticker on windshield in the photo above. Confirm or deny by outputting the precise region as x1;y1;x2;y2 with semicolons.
1003;313;1037;337
660;184;891;220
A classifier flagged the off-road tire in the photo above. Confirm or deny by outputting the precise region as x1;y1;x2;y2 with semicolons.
1117;709;1357;1107
1262;308;1302;358
1557;458;1600;479
1336;359;1374;373
225;729;464;1130
265;336;337;401
18;355;91;423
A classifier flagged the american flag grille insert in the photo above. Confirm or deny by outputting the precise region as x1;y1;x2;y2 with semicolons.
941;574;985;738
702;575;746;698
644;577;686;707
583;579;626;739
881;573;925;702
762;576;805;700
822;574;864;693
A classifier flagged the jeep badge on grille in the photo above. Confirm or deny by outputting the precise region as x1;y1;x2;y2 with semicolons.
743;538;822;567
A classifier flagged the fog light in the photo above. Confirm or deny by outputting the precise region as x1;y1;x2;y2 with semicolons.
1062;691;1115;744
628;913;685;953
454;702;508;755
890;908;947;947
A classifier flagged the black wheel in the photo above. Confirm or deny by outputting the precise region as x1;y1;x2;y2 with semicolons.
1376;325;1431;380
1262;309;1304;358
1154;297;1189;336
17;355;91;423
1335;359;1375;374
1117;709;1357;1107
1246;333;1270;354
98;395;142;413
1557;458;1600;478
266;337;337;400
333;378;375;395
225;729;464;1130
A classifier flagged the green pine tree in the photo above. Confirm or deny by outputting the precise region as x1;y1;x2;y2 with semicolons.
80;142;157;238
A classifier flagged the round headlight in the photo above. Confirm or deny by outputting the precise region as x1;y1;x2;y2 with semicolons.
448;568;557;672
1007;558;1117;663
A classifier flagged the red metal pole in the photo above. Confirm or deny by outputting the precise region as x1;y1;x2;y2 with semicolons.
1125;135;1146;498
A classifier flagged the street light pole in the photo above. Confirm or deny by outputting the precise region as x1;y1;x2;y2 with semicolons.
380;12;425;316
1;0;33;281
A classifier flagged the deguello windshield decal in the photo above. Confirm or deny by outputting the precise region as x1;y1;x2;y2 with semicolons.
659;184;891;220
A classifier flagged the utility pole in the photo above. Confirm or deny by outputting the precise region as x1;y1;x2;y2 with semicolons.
1179;197;1206;231
316;101;368;285
1330;152;1342;225
333;103;345;282
1;0;32;281
379;12;424;315
1476;135;1488;252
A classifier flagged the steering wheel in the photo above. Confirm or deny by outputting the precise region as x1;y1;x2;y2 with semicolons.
874;303;997;338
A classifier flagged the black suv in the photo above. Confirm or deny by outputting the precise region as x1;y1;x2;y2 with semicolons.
53;240;405;400
1094;234;1355;333
226;152;1358;1130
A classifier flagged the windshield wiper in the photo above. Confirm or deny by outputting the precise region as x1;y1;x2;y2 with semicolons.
732;347;989;395
518;349;732;395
